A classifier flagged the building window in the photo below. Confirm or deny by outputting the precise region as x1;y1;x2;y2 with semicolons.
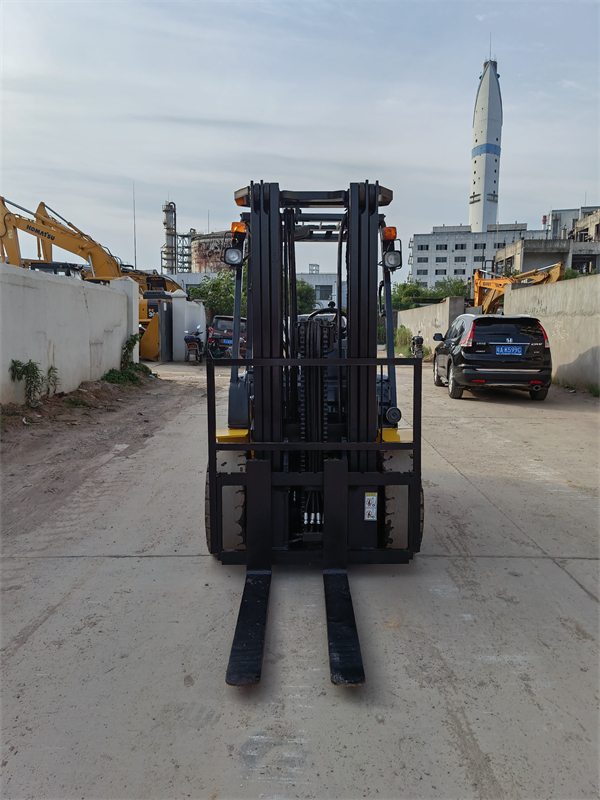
454;256;466;263
436;244;448;250
416;269;428;276
315;285;333;301
435;269;447;276
473;255;485;262
474;243;486;250
454;269;466;275
309;263;320;274
417;257;428;263
417;244;429;251
455;243;466;250
494;242;505;249
435;257;447;263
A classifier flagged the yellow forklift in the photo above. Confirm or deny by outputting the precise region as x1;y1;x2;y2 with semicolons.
205;182;424;686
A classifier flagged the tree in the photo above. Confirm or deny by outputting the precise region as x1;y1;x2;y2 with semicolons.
391;277;469;308
563;268;581;280
391;282;424;310
189;268;247;319
430;276;469;298
296;278;316;315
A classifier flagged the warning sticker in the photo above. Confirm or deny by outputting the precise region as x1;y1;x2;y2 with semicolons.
364;492;378;521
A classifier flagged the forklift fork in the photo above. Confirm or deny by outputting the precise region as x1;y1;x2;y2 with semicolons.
226;458;365;687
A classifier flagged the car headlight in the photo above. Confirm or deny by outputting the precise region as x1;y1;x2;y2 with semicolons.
224;248;243;266
383;250;401;269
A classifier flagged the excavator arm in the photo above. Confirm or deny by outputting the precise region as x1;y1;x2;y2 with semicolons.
474;263;564;314
0;197;122;278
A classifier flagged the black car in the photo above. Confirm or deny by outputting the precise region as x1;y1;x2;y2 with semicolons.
432;314;552;401
208;315;247;358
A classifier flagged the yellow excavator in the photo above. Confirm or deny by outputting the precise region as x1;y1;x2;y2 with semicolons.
0;197;182;359
473;262;564;314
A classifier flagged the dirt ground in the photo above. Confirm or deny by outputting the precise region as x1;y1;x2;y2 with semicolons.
1;372;204;543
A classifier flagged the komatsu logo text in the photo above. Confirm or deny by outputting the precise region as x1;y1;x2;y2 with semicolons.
26;224;55;241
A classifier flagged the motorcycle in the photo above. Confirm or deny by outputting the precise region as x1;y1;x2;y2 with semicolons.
411;330;424;359
184;326;203;364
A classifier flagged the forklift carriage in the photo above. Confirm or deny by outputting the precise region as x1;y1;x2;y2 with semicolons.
205;182;423;686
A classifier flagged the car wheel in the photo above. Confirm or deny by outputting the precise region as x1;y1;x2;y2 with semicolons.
447;363;463;399
433;356;443;386
529;388;548;401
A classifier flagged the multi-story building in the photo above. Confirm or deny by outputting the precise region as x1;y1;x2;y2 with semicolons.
298;265;347;310
409;223;546;288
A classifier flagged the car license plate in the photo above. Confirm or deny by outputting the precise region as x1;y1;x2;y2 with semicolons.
496;345;522;356
223;339;233;344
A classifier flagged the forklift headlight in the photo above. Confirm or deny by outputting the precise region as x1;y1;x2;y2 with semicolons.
224;247;243;266
384;251;401;269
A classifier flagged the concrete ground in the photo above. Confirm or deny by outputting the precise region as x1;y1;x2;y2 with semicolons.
2;362;598;800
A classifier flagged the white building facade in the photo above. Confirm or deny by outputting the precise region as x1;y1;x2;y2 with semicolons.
409;223;546;289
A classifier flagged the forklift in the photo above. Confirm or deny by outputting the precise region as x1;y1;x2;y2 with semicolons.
205;182;423;686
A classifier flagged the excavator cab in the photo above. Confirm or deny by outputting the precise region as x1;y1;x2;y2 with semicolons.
205;182;424;686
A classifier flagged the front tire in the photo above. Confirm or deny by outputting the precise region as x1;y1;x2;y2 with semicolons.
433;356;443;386
530;388;548;401
447;363;463;399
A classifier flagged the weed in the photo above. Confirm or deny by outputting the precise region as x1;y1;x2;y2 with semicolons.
586;382;600;397
64;396;89;408
121;333;143;371
9;360;60;405
395;326;412;348
46;365;60;395
552;376;577;390
10;360;46;406
102;363;152;386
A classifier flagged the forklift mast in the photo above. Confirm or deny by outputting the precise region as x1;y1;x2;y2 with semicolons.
205;182;423;686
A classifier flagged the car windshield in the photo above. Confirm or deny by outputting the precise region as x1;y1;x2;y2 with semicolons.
473;319;542;340
213;318;247;333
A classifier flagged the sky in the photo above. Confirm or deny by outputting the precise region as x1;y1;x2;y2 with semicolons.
2;0;598;282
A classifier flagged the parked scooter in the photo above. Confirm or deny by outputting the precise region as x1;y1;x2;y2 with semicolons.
184;326;203;364
411;330;424;359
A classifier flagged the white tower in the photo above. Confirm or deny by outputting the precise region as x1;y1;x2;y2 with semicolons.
469;60;502;232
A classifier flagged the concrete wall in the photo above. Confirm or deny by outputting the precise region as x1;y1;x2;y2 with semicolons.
171;292;207;362
1;263;136;405
396;297;465;351
504;274;600;385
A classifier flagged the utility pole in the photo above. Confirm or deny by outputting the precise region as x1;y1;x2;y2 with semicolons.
133;182;138;270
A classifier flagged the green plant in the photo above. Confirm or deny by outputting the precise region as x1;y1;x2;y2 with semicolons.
189;266;248;319
46;365;60;395
64;396;89;408
586;382;599;397
394;326;412;356
552;376;577;390
102;362;152;386
10;360;46;406
563;268;581;281
296;279;317;315
376;326;387;345
391;277;469;310
121;333;143;370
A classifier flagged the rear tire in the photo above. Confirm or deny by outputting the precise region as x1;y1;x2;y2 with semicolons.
447;364;463;399
433;356;443;386
530;388;548;401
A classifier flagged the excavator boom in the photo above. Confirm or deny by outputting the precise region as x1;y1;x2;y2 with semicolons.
474;262;565;314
